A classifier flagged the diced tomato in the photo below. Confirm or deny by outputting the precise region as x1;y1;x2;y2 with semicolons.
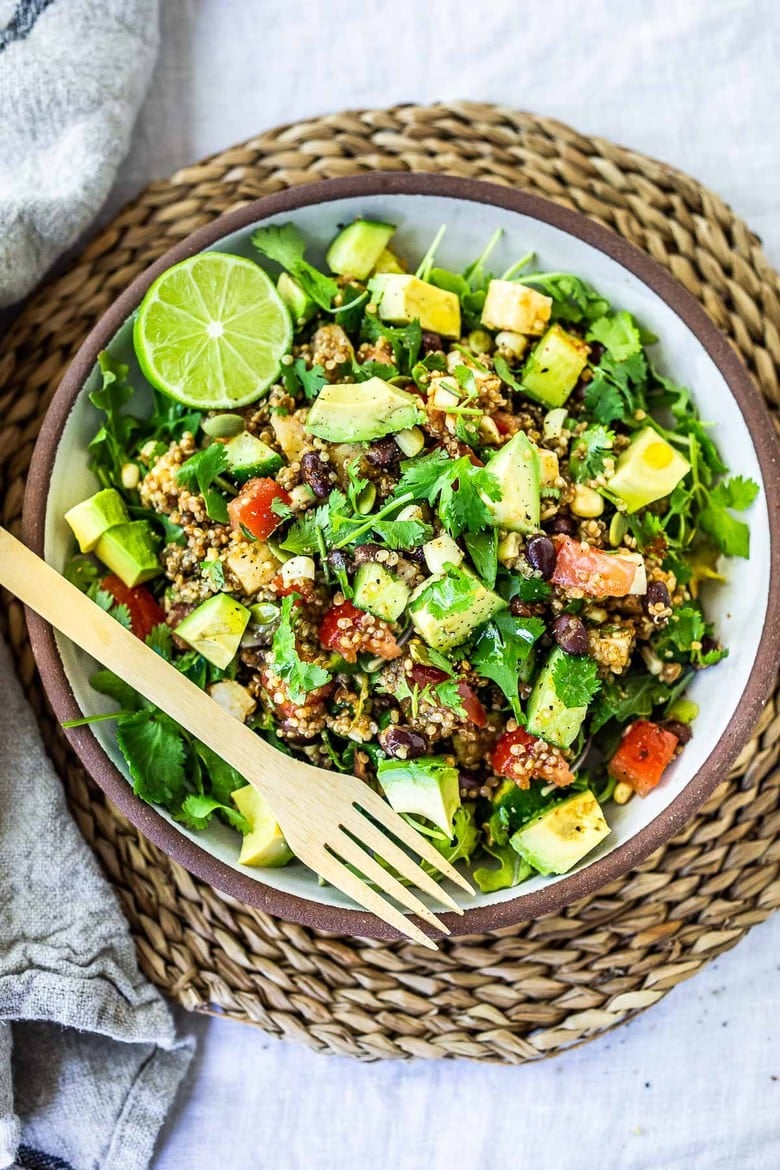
101;575;164;642
551;534;640;599
318;601;402;664
228;477;291;542
608;719;679;796
271;572;314;600
492;411;516;436
491;726;575;789
410;664;487;726
259;666;334;722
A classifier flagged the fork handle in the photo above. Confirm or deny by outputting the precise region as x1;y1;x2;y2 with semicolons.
0;527;279;798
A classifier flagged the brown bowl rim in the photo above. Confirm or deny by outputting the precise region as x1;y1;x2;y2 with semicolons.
22;172;780;940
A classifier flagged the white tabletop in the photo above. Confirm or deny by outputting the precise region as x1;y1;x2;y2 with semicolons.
120;3;780;1166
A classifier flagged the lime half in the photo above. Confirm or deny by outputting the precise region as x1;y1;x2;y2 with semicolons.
134;252;292;409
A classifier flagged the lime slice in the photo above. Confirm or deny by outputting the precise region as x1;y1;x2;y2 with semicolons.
133;252;292;409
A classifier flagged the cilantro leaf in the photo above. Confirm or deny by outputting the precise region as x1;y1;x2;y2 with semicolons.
590;671;673;733
269;595;331;703
115;709;187;806
587;311;642;361
90;668;147;712
176;443;230;523
569;425;615;483
520;273;609;324
551;653;601;708
471;612;544;718
395;450;500;538
201;556;226;590
369;518;432;549
712;476;760;511
697;476;759;560
584;351;648;425
652;602;712;664
280;504;330;555
180;793;249;834
361;312;422;374
146;623;174;660
282;358;328;402
464;530;498;588
88;352;143;490
433;678;467;718
251;222;338;310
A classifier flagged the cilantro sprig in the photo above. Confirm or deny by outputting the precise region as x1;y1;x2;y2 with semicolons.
551;653;601;708
393;449;501;538
269;595;331;703
471;612;544;718
176;443;231;523
251;222;339;310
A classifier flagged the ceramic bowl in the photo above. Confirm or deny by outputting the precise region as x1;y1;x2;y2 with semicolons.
23;174;780;938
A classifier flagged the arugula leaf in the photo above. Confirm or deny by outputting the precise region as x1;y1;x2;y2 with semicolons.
471;612;544;718
250;222;338;310
590;671;673;733
551;653;601;708
569;425;615;482
473;842;531;892
88;352;143;490
129;503;186;547
90;668;147;712
520;273;609;324
504;573;552;603
269;595;331;703
176;443;230;523
115;709;187;805
192;741;247;806
361;312;422;374
464;530;498;588
64;553;101;593
282;358;328;402
587;311;642;361
146;388;202;444
493;354;524;394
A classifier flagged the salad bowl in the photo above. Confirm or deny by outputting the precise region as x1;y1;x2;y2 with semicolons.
22;173;780;938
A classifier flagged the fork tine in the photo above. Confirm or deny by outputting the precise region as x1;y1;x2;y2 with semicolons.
351;785;476;895
318;852;439;949
331;830;450;934
339;803;464;915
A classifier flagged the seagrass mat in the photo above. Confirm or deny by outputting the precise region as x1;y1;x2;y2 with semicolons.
1;102;779;1064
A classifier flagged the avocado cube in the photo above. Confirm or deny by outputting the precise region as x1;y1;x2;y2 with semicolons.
326;219;396;281
606;426;691;513
372;247;406;275
520;325;590;408
371;274;461;339
482;430;541;534
233;784;293;867
377;756;461;837
353;562;409;622
305;377;424;443
510;790;611;875
408;566;505;652
175;592;251;669
481;280;553;336
65;488;129;553
95;521;160;587
525;647;587;749
277;272;316;325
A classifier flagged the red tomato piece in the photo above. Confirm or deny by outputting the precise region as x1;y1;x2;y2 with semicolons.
318;601;402;664
608;720;679;796
271;572;314;600
551;534;640;599
409;664;487;726
259;666;334;722
228;477;291;542
101;574;164;642
492;726;575;789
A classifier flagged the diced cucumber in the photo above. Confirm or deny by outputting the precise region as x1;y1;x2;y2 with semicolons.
223;432;283;482
483;430;541;534
353;562;409;622
326;219;396;280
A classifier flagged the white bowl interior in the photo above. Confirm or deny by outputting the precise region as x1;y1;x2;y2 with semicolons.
44;192;770;913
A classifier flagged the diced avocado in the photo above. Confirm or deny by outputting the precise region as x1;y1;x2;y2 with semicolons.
372;247;406;275
175;592;251;669
95;521;161;587
408;565;505;652
606;426;691;513
526;646;587;749
305;377;424;442
481;280;553;336
371;274;461;339
483;430;541;534
520;324;589;408
223;432;283;482
277;272;316;324
326;219;396;280
353;562;409;622
65;488;129;553
233;784;293;867
377;756;461;837
510;789;610;876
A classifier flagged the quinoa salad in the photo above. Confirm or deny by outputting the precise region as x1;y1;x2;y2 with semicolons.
63;217;758;890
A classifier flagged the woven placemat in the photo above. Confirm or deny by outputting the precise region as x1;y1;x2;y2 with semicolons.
2;103;779;1063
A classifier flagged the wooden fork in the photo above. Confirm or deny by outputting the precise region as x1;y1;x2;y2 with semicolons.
0;528;473;947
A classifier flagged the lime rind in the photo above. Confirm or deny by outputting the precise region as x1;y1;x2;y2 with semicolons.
133;252;293;410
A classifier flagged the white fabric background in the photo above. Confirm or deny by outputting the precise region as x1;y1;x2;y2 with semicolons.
105;1;780;1166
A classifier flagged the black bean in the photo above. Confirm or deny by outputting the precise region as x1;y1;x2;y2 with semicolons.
352;543;382;565
588;341;606;365
663;720;693;745
510;598;534;617
525;534;556;579
459;771;483;795
643;580;671;615
548;512;578;537
300;450;332;497
420;330;444;355
365;437;401;468
551;613;589;656
406;546;427;567
378;725;429;760
327;549;353;574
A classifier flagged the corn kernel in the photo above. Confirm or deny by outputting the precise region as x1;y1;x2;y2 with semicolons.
571;484;605;518
613;782;633;805
121;462;140;491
